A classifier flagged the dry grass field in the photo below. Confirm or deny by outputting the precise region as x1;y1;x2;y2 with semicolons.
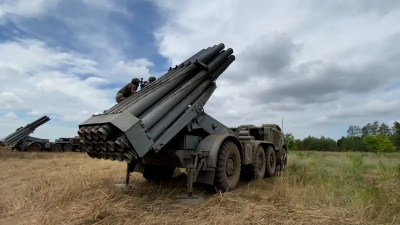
1;147;400;225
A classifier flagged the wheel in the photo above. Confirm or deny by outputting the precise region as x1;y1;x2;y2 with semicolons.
281;147;288;171
264;145;276;178
143;164;176;182
63;144;73;151
51;143;62;152
213;140;242;192
29;143;42;151
241;145;266;180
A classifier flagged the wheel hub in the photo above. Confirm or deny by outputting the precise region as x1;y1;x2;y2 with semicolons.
270;153;274;167
226;156;235;177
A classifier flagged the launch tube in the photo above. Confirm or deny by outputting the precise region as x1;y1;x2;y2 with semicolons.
125;44;225;117
153;84;217;147
149;81;216;140
141;70;208;129
106;47;216;114
142;49;232;129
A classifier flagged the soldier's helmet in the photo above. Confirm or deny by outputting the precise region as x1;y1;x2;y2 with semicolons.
131;77;140;84
148;76;156;82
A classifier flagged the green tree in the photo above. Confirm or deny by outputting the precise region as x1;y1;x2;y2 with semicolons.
391;121;400;150
363;134;396;153
378;122;391;136
371;121;379;135
286;135;297;151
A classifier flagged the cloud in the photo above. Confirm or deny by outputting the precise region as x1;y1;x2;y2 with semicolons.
153;0;400;140
0;37;154;140
4;112;17;118
0;0;163;141
0;0;59;19
1;0;399;143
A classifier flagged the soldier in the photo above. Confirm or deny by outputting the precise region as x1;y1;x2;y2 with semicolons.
142;76;156;89
115;78;140;103
148;76;156;83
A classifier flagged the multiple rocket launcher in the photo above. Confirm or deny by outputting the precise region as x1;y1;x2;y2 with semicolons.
77;43;235;163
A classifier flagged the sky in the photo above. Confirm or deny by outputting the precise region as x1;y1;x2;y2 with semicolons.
0;0;399;142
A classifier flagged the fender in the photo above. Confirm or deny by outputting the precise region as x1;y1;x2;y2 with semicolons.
196;133;242;169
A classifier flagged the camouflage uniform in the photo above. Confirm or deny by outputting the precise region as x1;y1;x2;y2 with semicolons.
116;78;140;103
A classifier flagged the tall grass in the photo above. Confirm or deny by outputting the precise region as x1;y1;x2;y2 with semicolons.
1;149;400;224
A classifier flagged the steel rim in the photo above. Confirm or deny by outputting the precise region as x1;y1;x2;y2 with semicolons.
226;156;235;177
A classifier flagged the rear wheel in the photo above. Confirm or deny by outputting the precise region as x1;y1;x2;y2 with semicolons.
264;146;276;178
63;144;73;152
213;140;241;192
51;143;62;152
281;147;288;171
29;143;42;151
241;145;266;180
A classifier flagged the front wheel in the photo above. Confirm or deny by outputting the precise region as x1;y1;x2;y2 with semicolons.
213;140;242;192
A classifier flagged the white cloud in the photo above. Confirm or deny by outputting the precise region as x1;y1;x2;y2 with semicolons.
4;112;17;118
153;0;400;140
110;59;154;83
27;111;39;116
0;38;154;140
0;92;24;106
0;0;59;20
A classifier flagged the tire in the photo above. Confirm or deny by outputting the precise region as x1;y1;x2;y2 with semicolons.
264;145;276;178
281;147;288;171
51;143;62;152
213;140;242;192
63;144;73;152
143;164;176;182
29;143;42;151
241;145;266;180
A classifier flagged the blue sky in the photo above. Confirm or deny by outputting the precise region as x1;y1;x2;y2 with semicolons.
0;0;399;142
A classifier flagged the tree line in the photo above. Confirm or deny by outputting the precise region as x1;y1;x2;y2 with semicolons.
285;121;400;152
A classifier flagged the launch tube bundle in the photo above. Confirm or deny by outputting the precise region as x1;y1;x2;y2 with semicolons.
77;43;235;163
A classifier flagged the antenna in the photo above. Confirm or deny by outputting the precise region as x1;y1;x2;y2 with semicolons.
282;117;285;142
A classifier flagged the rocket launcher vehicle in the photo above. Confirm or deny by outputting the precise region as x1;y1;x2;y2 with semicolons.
76;43;288;203
77;43;235;164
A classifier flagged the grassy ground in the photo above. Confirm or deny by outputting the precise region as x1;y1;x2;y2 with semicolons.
1;148;400;225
